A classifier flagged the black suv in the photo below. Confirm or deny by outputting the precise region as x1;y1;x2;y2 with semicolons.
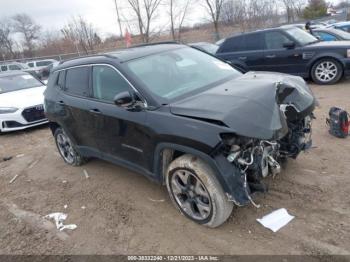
45;43;316;227
216;27;350;85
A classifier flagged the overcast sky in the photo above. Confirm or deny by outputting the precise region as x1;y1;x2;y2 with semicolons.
0;0;342;38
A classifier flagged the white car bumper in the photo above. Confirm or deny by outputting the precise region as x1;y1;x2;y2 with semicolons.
0;104;48;132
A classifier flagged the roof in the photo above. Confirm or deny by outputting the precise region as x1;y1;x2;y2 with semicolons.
55;43;184;71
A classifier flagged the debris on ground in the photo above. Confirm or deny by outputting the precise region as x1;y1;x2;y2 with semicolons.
81;206;86;210
257;208;294;232
83;169;89;179
2;156;13;162
326;107;349;138
62;180;67;184
44;212;77;231
148;198;165;202
16;154;25;158
63;205;68;209
9;174;19;184
28;160;39;169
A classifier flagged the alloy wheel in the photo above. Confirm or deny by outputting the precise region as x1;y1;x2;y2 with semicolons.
56;133;75;164
170;169;212;221
315;61;338;83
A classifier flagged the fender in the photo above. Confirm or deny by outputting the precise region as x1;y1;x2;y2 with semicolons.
153;142;250;206
307;52;345;71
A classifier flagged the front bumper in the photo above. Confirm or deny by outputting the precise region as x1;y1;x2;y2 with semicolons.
0;105;47;132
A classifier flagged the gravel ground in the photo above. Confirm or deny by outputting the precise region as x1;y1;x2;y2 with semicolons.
0;80;349;255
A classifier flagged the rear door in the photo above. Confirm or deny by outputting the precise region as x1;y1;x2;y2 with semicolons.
262;30;305;75
217;33;265;71
57;66;100;155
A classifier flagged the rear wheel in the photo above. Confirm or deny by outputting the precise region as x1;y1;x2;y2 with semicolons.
311;58;343;85
54;128;85;166
166;154;233;228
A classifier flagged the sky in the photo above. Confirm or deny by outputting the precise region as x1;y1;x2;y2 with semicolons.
0;0;342;38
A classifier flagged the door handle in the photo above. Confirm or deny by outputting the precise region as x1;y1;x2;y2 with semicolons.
265;55;276;58
89;108;102;114
238;56;247;60
57;101;65;105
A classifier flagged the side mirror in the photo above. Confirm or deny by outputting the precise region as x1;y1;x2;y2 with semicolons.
114;91;134;108
283;41;296;49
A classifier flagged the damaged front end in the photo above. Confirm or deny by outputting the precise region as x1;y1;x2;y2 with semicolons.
211;72;317;206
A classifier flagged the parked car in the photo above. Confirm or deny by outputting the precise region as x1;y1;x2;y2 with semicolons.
313;28;350;41
26;59;58;77
44;43;316;227
189;42;219;54
27;59;57;69
0;62;29;73
327;21;350;32
216;26;350;85
0;72;47;132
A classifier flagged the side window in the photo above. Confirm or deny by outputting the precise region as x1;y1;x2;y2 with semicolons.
37;61;52;67
28;62;34;68
65;67;90;97
265;32;291;50
1;65;7;71
219;36;245;53
244;33;264;51
316;32;337;41
92;65;131;102
57;71;66;88
9;64;21;70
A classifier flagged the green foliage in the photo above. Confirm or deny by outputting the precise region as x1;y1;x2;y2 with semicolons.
303;0;328;20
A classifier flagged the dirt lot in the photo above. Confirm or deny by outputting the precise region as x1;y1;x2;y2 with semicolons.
0;80;349;256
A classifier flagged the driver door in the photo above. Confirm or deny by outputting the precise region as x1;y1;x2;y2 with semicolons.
86;65;150;171
262;31;305;75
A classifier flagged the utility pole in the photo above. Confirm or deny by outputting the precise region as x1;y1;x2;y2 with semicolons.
114;0;123;37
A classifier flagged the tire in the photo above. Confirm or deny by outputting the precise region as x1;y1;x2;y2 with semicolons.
311;58;343;85
54;127;85;166
165;154;233;228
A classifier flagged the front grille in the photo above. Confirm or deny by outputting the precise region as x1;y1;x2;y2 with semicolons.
22;105;46;123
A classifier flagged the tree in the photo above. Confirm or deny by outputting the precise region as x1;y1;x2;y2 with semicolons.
281;0;306;22
61;16;101;55
303;0;327;20
12;13;41;56
168;0;191;41
113;0;124;37
0;19;16;59
126;0;162;43
203;0;224;40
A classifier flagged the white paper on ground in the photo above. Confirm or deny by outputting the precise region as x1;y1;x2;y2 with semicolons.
256;208;294;232
45;212;77;231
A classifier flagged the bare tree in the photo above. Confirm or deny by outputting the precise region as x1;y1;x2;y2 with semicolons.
61;16;101;55
114;0;124;37
168;0;191;41
126;0;162;43
0;19;16;59
220;0;246;25
203;0;224;40
281;0;306;23
12;13;41;56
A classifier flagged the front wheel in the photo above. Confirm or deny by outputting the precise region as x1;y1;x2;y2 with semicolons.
311;58;343;85
166;154;233;228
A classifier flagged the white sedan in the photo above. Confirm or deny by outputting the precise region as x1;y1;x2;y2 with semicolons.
0;72;48;132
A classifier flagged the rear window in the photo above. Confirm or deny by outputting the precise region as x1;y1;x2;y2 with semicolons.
219;33;263;53
65;67;90;97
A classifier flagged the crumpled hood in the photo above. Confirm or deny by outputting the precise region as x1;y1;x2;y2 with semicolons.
0;85;46;109
170;71;316;140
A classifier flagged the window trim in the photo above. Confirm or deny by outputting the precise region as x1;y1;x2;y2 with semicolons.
56;63;148;107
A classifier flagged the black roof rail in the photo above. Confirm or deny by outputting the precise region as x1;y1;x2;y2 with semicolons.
58;53;116;65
